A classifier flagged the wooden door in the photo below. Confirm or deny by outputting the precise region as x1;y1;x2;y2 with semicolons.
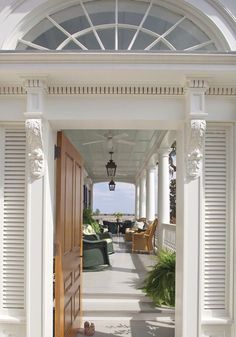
55;132;83;337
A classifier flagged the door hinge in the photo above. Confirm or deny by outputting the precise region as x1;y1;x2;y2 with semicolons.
54;145;61;159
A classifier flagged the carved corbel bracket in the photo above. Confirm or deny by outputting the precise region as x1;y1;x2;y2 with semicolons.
25;119;45;179
186;120;206;179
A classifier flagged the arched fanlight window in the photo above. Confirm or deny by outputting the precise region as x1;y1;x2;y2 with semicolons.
16;0;217;52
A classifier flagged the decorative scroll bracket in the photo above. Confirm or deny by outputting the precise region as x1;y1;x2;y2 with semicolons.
25;119;45;179
186;120;206;180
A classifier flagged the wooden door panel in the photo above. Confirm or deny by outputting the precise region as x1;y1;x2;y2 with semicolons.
74;284;80;319
64;153;73;254
64;298;73;336
74;163;82;247
55;132;83;337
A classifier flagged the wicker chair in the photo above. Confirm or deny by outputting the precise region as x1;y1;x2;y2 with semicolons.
83;224;114;254
132;219;158;254
83;238;110;269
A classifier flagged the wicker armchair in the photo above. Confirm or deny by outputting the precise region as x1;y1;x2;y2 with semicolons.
83;224;114;254
83;238;110;269
132;219;158;254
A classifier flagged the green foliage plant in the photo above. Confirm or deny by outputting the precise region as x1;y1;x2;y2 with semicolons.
83;208;93;224
142;249;176;307
83;208;101;233
90;221;101;234
114;211;123;221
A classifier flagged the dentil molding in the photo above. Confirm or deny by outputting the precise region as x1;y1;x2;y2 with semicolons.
25;119;45;179
186;120;206;179
0;85;236;95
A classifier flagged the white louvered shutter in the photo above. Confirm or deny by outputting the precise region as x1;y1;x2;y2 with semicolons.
203;124;231;318
1;127;26;312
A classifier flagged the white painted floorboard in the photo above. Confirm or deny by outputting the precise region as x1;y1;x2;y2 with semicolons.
80;235;175;337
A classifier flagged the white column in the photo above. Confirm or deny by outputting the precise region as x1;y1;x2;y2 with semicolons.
139;172;146;218
135;182;140;219
146;166;156;222
90;183;94;210
138;179;141;219
158;148;170;224
24;79;53;337
155;164;158;219
175;78;208;337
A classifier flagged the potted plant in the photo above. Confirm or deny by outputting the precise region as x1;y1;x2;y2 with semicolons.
114;211;123;222
142;249;176;307
83;208;101;233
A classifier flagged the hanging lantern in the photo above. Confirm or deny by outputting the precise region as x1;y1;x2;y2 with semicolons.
108;179;116;191
106;151;117;177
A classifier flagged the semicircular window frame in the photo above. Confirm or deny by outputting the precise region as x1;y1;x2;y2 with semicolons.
16;0;218;52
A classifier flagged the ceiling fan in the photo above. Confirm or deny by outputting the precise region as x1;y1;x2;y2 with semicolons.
82;131;135;149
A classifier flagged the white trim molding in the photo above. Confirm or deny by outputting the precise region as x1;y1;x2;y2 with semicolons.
48;85;185;95
1;84;236;96
25;119;45;179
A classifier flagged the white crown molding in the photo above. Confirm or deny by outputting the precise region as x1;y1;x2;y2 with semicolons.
0;52;236;65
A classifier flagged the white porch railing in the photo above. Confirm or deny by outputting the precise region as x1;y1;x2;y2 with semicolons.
155;223;176;252
163;223;176;252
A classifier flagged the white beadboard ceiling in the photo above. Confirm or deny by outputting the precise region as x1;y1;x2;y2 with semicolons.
64;129;164;183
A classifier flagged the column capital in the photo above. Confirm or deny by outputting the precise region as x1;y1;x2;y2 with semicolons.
22;77;48;118
139;169;147;179
146;164;157;172
158;147;171;157
185;78;209;120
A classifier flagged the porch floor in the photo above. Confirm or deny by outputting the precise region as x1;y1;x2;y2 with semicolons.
80;235;175;337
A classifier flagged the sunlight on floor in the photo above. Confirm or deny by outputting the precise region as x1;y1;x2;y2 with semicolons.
81;235;175;337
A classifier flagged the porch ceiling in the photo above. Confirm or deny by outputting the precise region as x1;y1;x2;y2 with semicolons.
64;129;164;183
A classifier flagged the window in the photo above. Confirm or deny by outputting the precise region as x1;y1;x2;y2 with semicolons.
16;0;217;52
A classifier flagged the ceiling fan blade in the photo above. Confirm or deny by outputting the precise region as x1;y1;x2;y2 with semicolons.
117;139;135;145
82;140;105;145
113;133;128;140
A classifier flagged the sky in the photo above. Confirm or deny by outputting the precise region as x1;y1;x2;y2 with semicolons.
93;182;135;214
